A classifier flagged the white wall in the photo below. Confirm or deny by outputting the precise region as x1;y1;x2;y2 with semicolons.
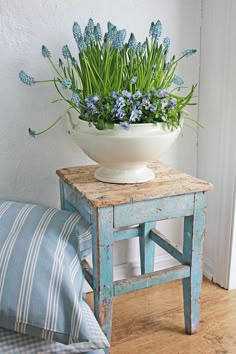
1;0;201;279
198;0;236;288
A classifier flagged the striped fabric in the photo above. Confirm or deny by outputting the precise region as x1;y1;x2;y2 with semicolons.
0;200;109;352
0;304;107;353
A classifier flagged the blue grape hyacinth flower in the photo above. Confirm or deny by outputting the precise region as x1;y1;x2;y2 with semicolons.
173;75;184;86
149;20;162;40
159;89;168;98
163;37;171;50
183;49;197;57
62;45;72;59
113;30;126;49
94;23;102;41
71;92;81;106
128;33;137;50
41;45;51;58
61;78;72;89
73;22;82;44
19;70;35;86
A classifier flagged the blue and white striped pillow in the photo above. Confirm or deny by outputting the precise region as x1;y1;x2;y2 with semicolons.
0;200;109;352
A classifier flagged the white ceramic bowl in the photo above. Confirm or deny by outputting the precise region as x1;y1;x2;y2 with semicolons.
69;115;185;183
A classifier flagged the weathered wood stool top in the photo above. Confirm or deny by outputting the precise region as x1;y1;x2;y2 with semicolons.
56;161;213;207
57;162;213;354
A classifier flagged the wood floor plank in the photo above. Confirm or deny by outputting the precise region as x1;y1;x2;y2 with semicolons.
87;278;236;353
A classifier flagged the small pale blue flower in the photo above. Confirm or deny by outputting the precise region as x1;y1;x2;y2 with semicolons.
116;97;125;107
136;42;142;52
142;98;151;109
155;20;162;39
111;91;118;99
169;98;177;107
161;98;168;109
150;104;157;112
107;25;117;42
129;109;142;122
71;92;81;106
28;128;36;137
172;75;184;86
120;122;130;130
71;57;78;66
107;21;116;33
61;78;72;89
130;76;138;84
85;100;97;111
133;91;142;99
183;49;197;57
84;26;95;45
19;70;35;86
89;95;99;103
116;108;125;119
163;37;171;50
62;45;72;59
159;89;168;98
121;90;132;99
113;29;126;49
128;33;137;50
94;23;102;41
73;22;82;45
58;58;64;68
87;18;95;33
149;20;162;40
77;38;87;51
41;45;51;58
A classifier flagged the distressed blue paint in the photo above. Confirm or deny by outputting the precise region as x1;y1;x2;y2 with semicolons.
91;207;113;342
114;194;194;227
183;192;207;334
59;180;65;209
139;222;156;274
63;183;92;222
113;265;190;296
64;200;77;212
58;168;210;352
113;226;140;241
150;229;184;264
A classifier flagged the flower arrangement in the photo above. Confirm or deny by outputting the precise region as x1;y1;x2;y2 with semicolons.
19;18;197;136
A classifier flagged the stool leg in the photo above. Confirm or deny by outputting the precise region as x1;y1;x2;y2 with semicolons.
183;192;207;334
139;222;156;274
92;207;113;349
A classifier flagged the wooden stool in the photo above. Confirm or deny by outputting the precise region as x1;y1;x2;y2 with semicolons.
57;162;213;353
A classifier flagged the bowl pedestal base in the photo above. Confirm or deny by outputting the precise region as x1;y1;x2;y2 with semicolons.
94;165;155;184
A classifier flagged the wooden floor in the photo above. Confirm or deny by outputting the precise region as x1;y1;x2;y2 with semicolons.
87;278;236;354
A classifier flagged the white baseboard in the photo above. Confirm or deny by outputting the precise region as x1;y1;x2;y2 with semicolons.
203;257;213;281
83;254;179;293
83;255;215;293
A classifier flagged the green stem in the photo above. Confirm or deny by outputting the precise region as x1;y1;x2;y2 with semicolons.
29;109;71;136
35;79;60;83
53;80;80;114
48;57;63;79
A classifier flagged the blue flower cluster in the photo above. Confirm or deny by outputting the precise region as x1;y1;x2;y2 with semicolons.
81;87;179;130
61;78;72;89
41;45;51;58
19;70;35;86
18;17;197;135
